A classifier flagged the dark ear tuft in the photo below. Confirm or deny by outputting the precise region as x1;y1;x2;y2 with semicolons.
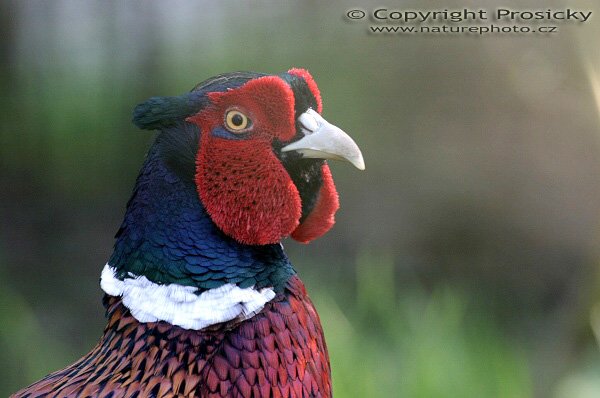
132;95;206;130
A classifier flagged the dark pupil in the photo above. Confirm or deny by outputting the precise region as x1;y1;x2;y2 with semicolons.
231;114;244;127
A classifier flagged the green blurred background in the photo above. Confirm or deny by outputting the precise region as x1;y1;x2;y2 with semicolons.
2;1;600;397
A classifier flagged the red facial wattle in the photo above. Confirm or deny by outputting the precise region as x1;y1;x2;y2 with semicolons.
291;164;339;243
186;70;348;246
187;76;299;245
195;138;302;245
288;68;323;113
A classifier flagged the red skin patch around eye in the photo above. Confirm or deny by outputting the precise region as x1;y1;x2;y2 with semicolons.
288;68;323;113
187;76;301;245
207;76;296;142
291;164;339;243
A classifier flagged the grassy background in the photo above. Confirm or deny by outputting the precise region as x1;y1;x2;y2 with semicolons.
2;1;600;397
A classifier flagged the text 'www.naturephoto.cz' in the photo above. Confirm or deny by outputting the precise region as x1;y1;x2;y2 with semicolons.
345;8;592;36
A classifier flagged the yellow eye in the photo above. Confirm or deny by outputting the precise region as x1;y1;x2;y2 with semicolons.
224;109;251;132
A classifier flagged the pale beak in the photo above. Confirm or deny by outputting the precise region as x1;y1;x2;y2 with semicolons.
281;109;365;170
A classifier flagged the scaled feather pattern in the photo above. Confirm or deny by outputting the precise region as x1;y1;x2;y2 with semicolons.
15;277;331;397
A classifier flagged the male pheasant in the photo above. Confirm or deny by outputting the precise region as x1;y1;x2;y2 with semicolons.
13;69;364;398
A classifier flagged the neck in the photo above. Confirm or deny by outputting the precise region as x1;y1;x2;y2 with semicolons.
106;129;296;293
101;130;295;329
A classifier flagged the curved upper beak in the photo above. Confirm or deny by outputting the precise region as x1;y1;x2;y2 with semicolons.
281;109;365;170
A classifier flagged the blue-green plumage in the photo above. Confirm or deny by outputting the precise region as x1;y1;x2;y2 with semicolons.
109;124;295;293
110;71;326;293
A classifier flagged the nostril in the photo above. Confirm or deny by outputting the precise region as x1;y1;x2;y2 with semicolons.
301;126;315;136
298;110;319;134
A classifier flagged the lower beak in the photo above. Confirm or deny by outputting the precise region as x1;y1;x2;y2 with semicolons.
280;109;365;170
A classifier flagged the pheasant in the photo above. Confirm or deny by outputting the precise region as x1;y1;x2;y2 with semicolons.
13;69;364;398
